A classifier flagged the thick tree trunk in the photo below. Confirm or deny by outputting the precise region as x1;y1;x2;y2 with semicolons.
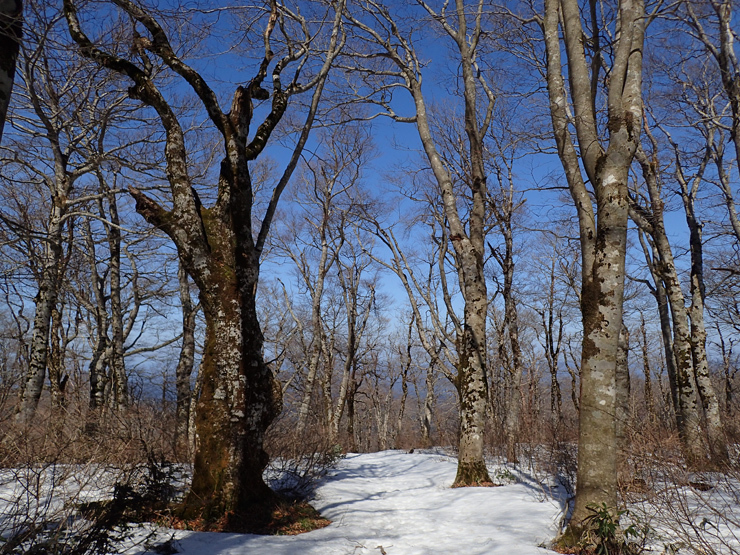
183;269;281;521
542;0;644;533
571;166;630;525
0;0;22;144
64;0;343;528
455;283;491;485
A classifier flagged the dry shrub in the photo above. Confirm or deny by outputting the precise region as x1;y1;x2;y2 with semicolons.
619;422;740;555
0;401;181;554
263;414;344;500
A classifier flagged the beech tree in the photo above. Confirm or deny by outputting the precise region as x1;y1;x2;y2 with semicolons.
274;126;373;438
630;123;729;466
345;0;496;486
1;4;132;423
537;0;646;534
64;0;344;525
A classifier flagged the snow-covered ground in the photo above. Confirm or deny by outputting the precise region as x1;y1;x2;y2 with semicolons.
6;449;740;554
134;450;565;555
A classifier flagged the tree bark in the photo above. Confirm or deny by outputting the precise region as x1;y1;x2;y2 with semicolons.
682;188;729;465
541;0;645;532
640;317;655;422
615;325;630;450
16;181;68;423
175;263;197;455
346;0;494;486
0;0;22;144
631;150;708;466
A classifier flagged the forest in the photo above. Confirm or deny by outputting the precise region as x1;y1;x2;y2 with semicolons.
1;0;740;553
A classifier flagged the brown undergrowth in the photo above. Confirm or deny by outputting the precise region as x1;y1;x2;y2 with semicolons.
157;499;330;535
451;480;499;488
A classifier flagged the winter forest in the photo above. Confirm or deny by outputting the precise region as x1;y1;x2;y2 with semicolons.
1;0;740;553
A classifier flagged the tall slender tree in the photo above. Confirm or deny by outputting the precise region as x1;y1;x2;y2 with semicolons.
345;0;496;486
538;0;646;534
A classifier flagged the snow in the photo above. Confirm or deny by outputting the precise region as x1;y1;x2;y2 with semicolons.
6;449;740;554
131;450;565;555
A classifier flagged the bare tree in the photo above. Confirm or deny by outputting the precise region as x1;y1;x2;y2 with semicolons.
275;126;373;437
63;0;344;524
630;120;729;466
1;4;131;423
175;261;198;455
345;0;496;486
537;0;646;533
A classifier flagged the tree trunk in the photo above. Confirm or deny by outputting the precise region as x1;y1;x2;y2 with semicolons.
346;379;357;452
65;0;344;525
84;218;110;411
106;191;127;410
48;305;68;410
183;264;281;520
345;1;493;486
640;317;655;422
686;223;729;465
0;0;22;144
175;263;197;455
294;222;333;436
615;325;631;450
632;154;708;467
500;235;522;464
420;366;435;447
542;0;645;532
17;213;65;423
571;165;630;524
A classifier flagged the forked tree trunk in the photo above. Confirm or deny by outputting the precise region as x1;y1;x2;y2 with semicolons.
17;205;66;423
542;0;645;533
632;152;708;466
685;213;729;465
